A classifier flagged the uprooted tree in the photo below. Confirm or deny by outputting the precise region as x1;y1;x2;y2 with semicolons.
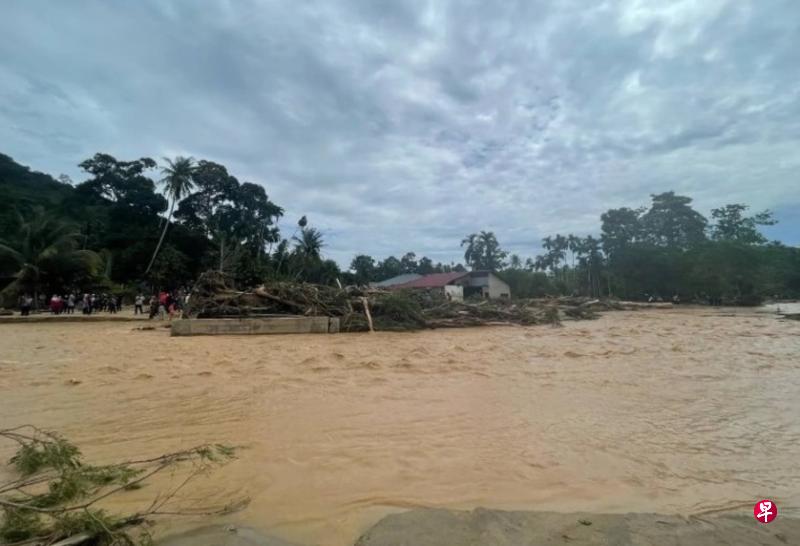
0;426;248;546
184;270;605;331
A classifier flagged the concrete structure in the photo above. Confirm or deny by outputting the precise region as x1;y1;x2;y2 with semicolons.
392;271;511;300
465;271;511;299
372;273;422;288
443;285;464;302
171;316;339;336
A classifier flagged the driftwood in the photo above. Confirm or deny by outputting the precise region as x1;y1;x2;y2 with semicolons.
185;271;605;332
361;297;374;332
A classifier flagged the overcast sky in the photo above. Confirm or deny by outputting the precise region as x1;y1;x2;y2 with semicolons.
2;0;798;266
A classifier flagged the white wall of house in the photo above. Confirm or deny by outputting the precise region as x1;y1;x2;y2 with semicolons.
467;273;511;299
486;273;511;299
444;285;464;302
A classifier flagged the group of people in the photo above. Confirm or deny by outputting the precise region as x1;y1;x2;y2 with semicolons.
139;289;190;320
18;287;191;318
44;293;124;315
644;293;681;304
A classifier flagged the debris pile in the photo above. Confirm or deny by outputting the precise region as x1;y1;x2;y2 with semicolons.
186;271;602;332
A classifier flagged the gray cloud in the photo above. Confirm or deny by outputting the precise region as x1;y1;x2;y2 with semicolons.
1;0;799;265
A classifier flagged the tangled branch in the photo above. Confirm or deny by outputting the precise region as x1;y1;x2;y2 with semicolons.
0;426;248;546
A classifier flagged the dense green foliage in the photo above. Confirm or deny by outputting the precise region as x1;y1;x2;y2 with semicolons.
2;153;797;305
345;192;798;303
461;231;508;270
519;192;799;303
0;208;104;301
0;426;239;545
0;153;342;305
347;251;466;285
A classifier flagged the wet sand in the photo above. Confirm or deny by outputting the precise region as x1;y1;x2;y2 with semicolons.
1;308;798;545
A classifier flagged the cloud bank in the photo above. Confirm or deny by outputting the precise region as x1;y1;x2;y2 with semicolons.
2;0;799;265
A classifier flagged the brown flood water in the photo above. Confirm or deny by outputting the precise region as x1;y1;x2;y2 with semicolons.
1;308;799;545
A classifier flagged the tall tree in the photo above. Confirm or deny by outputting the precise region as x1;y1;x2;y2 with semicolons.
377;256;402;279
290;227;327;282
710;204;775;244
461;231;507;270
534;234;567;279
292;227;324;261
579;236;604;297
552;234;569;281
145;157;197;274
350;254;376;285
640;192;707;249
76;154;163;214
600;207;644;256
416;256;435;274
400;252;418;274
461;234;478;268
75;154;168;274
175;161;282;278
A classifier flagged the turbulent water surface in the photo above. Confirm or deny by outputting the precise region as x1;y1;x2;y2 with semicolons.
1;308;798;545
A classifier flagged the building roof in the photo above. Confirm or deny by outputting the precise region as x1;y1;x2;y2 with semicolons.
393;272;469;289
372;273;422;288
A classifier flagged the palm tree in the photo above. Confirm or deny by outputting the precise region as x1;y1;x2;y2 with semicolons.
477;230;507;270
553;234;569;283
0;209;101;305
145;156;196;275
539;235;565;277
462;231;507;270
290;227;324;280
292;227;324;260
584;236;604;297
567;234;581;287
461;233;478;268
567;234;580;268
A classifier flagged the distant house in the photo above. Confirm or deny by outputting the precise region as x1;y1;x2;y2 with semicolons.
391;271;510;301
372;273;422;288
465;271;511;299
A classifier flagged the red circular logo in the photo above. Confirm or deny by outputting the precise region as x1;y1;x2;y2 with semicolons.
754;499;777;524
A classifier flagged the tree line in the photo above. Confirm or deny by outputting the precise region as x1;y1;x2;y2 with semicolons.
0;152;341;303
453;192;798;303
2;152;798;305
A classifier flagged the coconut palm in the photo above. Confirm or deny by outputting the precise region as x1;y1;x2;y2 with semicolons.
289;227;325;281
292;227;324;260
145;156;196;275
462;231;507;270
461;233;478;268
0;209;101;304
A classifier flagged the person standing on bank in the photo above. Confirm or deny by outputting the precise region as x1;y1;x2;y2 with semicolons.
20;294;32;316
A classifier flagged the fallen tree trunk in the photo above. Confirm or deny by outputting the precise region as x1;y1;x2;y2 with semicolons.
184;271;606;332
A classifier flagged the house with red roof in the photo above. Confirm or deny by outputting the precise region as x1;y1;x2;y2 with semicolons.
390;271;510;301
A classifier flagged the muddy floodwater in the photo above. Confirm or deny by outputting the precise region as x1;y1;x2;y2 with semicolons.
1;308;798;545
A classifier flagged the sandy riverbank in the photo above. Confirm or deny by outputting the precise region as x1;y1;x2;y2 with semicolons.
1;307;798;545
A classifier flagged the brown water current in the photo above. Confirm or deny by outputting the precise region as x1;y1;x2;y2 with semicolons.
1;308;798;545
